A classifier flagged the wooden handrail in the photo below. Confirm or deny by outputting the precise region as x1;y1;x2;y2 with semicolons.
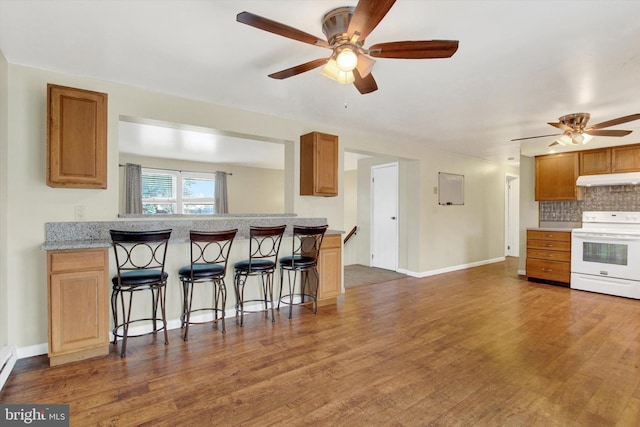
344;226;357;244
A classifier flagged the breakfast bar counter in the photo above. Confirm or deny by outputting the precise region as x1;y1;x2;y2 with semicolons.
42;214;343;365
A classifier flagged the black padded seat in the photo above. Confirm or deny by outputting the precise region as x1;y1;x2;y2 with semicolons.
233;225;286;327
179;229;237;341
110;229;172;358
278;225;328;319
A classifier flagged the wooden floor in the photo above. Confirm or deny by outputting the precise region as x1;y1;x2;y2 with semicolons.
3;258;640;426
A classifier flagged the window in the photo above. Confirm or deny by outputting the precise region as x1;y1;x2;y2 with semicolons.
142;168;216;215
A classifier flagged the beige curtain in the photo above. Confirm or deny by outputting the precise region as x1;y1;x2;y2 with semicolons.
215;171;228;214
125;163;142;214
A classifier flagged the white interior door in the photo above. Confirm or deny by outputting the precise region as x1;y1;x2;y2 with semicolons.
371;163;398;270
505;174;520;257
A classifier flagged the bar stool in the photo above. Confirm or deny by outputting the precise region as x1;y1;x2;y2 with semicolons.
178;229;237;341
233;225;286;326
278;225;328;319
109;229;172;358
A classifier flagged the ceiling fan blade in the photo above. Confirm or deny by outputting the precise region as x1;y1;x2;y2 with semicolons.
237;12;329;48
268;58;329;80
584;129;633;137
353;68;378;94
588;113;640;130
511;133;562;142
368;40;459;59
348;0;397;41
547;122;573;132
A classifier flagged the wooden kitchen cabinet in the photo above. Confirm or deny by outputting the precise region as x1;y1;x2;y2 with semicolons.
535;152;582;201
579;144;640;175
526;230;571;285
317;234;342;305
612;144;640;173
579;148;611;175
47;84;108;188
48;248;109;366
300;131;338;196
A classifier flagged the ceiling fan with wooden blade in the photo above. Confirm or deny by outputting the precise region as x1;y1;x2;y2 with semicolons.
236;0;459;94
511;113;640;147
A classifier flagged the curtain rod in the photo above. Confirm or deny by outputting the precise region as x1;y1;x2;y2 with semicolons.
118;164;232;175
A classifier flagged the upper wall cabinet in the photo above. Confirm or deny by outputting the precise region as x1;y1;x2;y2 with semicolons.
300;131;338;197
611;144;640;173
580;144;640;175
47;84;108;188
579;148;611;175
535;152;582;201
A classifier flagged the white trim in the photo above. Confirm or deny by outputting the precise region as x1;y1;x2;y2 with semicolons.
17;343;48;359
517;269;526;276
0;345;18;391
12;305;270;360
397;257;506;278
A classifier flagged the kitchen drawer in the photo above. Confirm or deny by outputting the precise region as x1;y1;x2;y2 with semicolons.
526;249;571;263
526;259;570;283
49;249;107;273
527;230;571;242
526;239;571;252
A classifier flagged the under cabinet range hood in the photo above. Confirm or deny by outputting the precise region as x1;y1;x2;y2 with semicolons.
576;172;640;186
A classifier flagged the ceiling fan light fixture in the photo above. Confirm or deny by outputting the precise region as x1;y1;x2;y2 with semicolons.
556;134;573;146
321;59;355;84
335;46;358;72
355;54;376;77
573;134;585;144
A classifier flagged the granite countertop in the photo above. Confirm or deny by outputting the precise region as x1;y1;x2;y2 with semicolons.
42;217;342;251
527;227;576;232
528;221;581;232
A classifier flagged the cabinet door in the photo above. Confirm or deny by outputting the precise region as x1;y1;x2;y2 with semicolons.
47;84;108;188
579;148;611;175
612;145;640;173
49;269;108;354
300;132;338;196
535;152;581;201
317;234;342;300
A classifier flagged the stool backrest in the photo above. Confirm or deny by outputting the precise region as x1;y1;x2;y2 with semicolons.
110;229;172;279
291;225;328;265
248;225;286;267
189;229;238;272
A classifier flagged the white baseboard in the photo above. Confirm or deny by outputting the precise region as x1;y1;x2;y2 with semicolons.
0;344;18;391
13;303;273;360
518;269;526;276
397;257;506;278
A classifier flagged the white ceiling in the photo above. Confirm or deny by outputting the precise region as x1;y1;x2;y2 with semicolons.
2;0;640;167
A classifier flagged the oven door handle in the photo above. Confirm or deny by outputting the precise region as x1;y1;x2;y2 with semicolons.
573;232;640;241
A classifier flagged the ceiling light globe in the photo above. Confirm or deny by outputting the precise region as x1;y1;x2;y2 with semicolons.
336;48;358;72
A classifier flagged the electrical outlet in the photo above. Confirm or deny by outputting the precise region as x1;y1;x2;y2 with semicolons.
74;205;86;220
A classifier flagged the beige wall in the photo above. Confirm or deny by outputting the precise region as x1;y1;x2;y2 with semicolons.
342;170;357;265
0;50;8;348
2;60;519;353
119;153;285;214
518;155;539;273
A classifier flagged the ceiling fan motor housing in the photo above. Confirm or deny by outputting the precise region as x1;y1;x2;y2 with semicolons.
559;113;591;131
322;7;356;46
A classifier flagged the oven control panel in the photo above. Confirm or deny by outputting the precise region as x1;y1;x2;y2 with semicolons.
583;211;640;224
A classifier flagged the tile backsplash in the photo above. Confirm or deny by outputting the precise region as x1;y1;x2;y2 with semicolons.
540;185;640;222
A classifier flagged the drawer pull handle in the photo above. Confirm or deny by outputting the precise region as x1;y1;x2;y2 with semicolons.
544;244;554;247
543;234;553;238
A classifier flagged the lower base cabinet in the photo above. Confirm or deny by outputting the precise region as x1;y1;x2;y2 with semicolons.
47;248;109;366
317;234;343;305
526;230;571;285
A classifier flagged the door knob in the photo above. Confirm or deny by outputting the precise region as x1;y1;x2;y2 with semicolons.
391;216;396;220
